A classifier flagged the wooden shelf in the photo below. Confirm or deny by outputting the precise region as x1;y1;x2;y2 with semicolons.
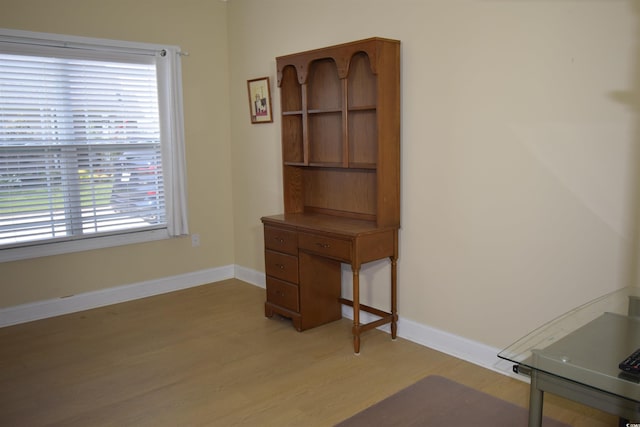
348;162;376;170
308;108;342;114
348;105;376;112
275;37;400;226
266;38;401;352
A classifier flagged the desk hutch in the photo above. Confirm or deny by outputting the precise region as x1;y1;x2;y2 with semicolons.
261;37;401;353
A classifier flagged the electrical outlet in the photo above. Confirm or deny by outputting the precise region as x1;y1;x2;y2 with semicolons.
191;233;200;247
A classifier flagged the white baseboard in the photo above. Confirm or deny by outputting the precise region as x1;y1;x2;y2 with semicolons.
0;265;234;328
0;264;520;380
239;267;518;379
235;264;265;288
339;305;519;379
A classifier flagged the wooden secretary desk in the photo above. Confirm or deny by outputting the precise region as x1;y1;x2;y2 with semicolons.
261;37;400;353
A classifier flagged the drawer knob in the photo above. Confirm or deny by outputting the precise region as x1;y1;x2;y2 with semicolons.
274;237;285;243
275;263;285;269
316;242;331;248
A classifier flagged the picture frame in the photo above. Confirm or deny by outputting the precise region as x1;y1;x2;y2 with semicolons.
247;77;273;124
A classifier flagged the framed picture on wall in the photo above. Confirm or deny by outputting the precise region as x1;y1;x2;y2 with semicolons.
247;77;273;124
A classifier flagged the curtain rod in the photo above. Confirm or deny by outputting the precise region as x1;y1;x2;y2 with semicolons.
0;32;188;58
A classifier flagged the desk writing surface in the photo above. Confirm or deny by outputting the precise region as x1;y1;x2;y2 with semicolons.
531;312;640;401
262;213;396;237
499;287;640;366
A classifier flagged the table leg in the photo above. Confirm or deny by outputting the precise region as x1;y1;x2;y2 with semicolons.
529;370;544;427
352;265;361;354
390;255;398;339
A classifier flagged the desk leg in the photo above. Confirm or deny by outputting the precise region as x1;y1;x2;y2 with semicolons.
529;370;544;427
352;265;361;354
390;255;398;339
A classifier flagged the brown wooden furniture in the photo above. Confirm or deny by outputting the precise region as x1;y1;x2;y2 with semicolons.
262;37;400;353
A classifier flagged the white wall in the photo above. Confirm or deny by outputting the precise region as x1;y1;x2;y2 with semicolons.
229;0;640;348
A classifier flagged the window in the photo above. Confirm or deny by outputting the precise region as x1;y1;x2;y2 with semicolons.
0;29;188;262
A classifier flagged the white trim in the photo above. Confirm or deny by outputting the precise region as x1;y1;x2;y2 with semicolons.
0;229;170;263
235;264;266;288
338;305;518;378
239;267;520;379
0;264;522;381
0;265;233;328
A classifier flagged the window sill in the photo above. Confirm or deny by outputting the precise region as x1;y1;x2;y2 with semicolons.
0;228;171;263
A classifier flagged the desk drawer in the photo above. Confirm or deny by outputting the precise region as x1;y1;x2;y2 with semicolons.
264;226;298;255
265;250;299;283
266;277;299;312
298;232;351;261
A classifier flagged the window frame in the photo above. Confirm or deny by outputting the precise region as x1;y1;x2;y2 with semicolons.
0;28;188;262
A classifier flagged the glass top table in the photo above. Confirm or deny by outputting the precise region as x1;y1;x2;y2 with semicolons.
498;286;640;426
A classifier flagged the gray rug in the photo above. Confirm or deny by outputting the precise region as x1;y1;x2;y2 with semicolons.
335;375;572;427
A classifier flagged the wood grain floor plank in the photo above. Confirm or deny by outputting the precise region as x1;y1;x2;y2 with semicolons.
0;279;618;426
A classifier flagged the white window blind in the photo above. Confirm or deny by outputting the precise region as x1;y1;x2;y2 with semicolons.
0;29;188;261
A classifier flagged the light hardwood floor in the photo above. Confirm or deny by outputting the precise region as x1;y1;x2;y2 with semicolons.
0;279;618;426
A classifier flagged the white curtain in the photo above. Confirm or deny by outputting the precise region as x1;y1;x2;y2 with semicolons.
157;47;189;237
